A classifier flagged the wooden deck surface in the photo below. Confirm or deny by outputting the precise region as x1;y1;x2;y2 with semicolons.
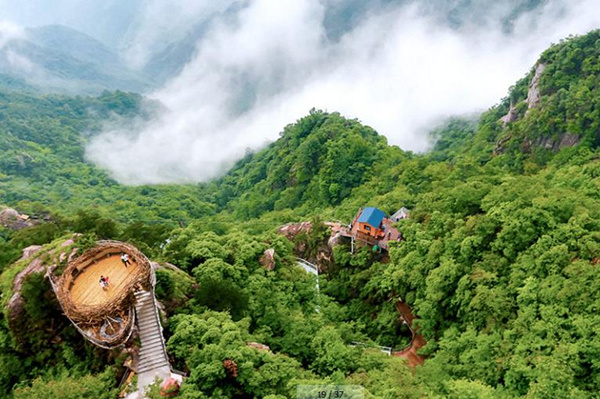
69;255;139;307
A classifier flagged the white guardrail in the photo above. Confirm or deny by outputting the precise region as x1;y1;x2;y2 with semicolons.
350;341;392;356
297;258;318;276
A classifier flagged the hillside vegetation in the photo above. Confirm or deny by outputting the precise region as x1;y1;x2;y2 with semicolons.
0;30;600;398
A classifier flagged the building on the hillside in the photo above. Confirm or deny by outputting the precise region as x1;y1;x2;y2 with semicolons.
390;207;410;222
354;207;386;238
349;207;401;251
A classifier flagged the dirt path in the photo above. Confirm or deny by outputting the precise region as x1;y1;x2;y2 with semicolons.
391;301;426;367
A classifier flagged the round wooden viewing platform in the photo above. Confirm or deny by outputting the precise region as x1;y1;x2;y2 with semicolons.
69;254;140;307
57;241;152;326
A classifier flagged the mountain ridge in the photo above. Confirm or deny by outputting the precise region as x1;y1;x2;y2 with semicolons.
0;24;155;95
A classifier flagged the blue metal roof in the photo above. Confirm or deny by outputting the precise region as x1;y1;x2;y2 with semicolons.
357;207;385;228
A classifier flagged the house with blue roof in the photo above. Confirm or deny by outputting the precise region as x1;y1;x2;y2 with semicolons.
342;206;402;253
357;207;385;233
348;206;402;251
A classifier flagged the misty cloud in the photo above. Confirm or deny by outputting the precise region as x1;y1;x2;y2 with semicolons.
84;0;600;184
121;1;237;69
0;21;24;48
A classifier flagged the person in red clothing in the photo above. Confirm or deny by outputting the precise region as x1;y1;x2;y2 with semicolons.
99;275;108;290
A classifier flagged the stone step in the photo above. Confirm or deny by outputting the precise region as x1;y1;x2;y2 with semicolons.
139;324;160;333
138;319;158;329
141;333;163;342
140;329;160;339
140;347;168;363
140;354;168;366
138;317;156;323
140;346;166;359
140;336;164;347
139;326;161;335
140;345;167;356
137;305;155;312
140;324;161;332
140;336;162;346
140;338;162;348
139;360;169;372
139;357;170;372
137;312;158;322
136;309;155;317
138;362;170;374
140;343;166;353
139;325;160;334
138;312;159;321
138;320;161;334
137;305;156;314
138;313;158;322
138;364;170;374
140;356;169;366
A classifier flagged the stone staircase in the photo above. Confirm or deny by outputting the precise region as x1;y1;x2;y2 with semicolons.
134;290;171;379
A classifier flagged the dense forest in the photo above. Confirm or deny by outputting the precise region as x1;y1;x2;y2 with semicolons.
1;30;600;398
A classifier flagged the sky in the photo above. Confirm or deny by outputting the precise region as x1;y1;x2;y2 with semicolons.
2;0;600;184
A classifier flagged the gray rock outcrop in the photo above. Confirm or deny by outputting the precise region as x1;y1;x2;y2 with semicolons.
526;63;546;112
0;207;33;230
500;102;519;128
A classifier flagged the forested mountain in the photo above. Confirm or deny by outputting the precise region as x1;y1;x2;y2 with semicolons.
1;30;600;398
0;25;154;94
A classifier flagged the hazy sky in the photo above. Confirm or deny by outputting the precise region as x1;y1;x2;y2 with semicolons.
2;0;600;184
0;0;139;46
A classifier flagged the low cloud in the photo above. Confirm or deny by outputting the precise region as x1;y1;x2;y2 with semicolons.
0;20;25;49
86;0;600;184
121;1;237;69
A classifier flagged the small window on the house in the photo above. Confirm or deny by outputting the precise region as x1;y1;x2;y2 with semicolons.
365;225;371;231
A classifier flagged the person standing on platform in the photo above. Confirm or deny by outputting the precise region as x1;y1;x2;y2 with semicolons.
100;275;108;290
121;253;131;267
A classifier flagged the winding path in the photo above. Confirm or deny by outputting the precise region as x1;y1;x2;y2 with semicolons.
296;258;425;366
391;301;426;367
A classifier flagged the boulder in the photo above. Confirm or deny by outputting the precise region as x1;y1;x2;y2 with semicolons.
277;222;312;240
247;341;271;352
7;238;77;325
7;257;45;322
260;248;276;271
0;207;33;230
160;378;181;398
22;245;43;260
328;231;345;248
